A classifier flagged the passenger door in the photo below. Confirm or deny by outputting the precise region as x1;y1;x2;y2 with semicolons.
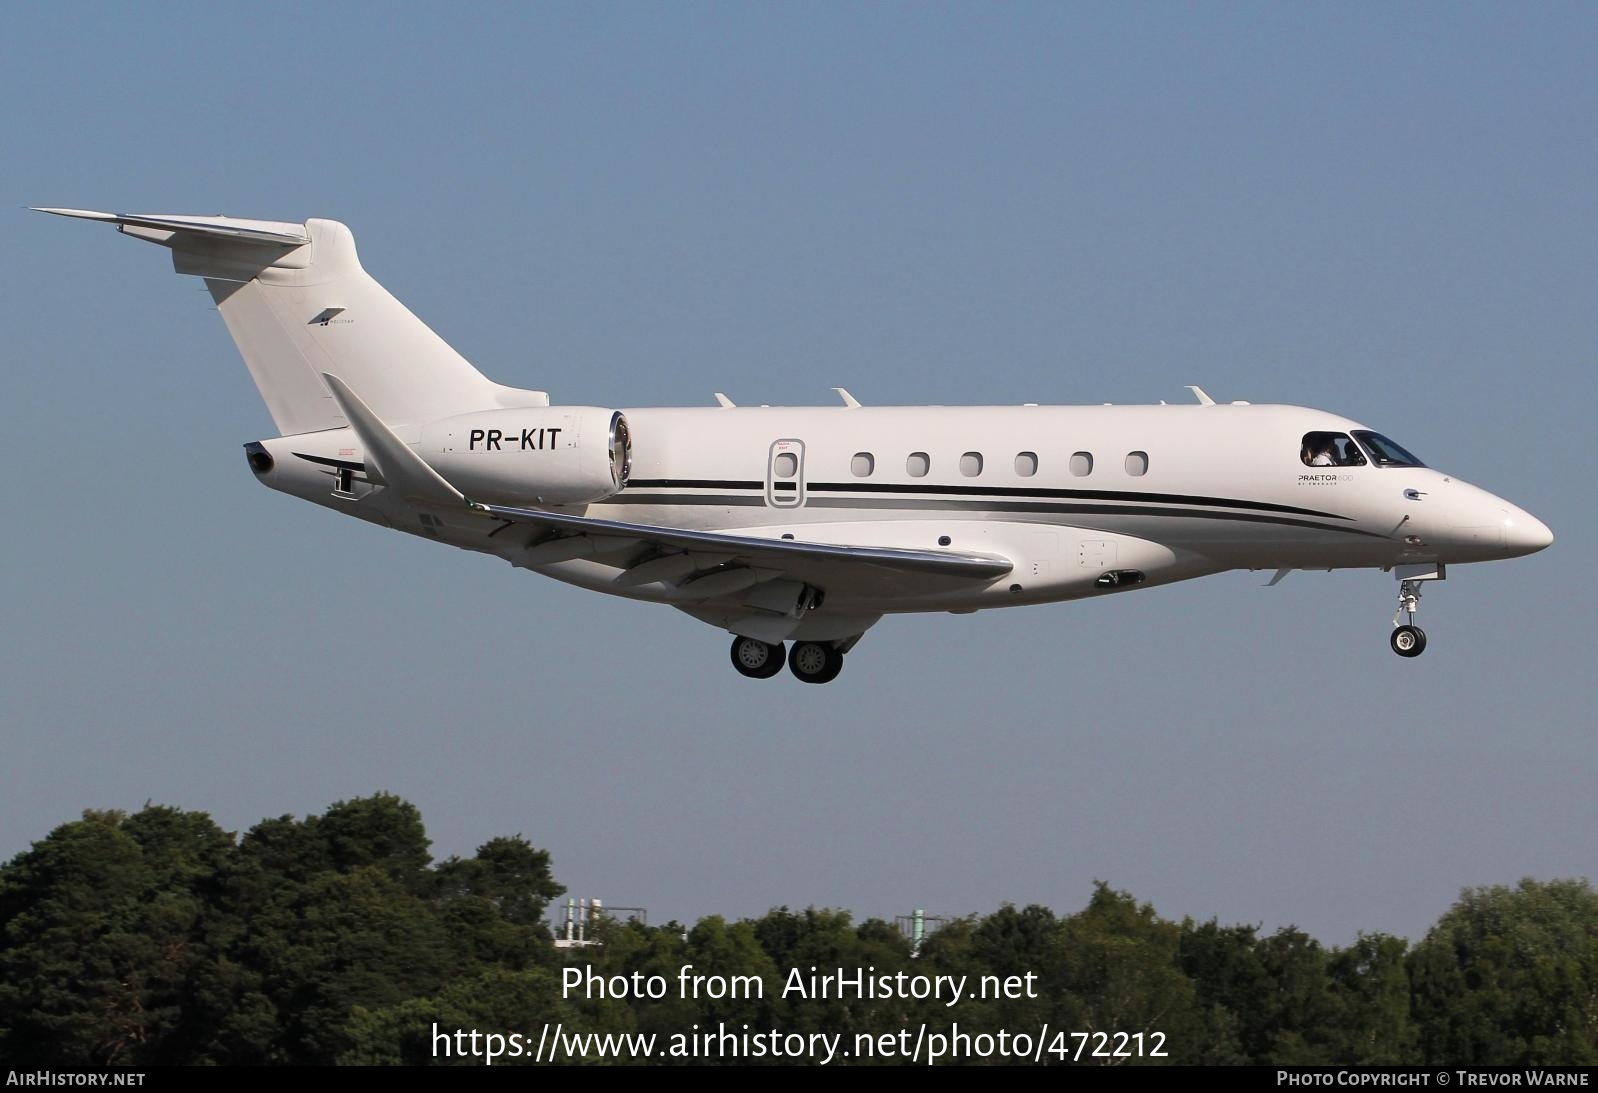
765;439;806;508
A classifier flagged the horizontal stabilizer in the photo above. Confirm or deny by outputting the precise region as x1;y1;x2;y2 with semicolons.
31;207;309;246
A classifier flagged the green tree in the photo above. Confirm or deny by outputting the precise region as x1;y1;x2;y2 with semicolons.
0;796;570;1066
1410;878;1598;1065
1051;884;1202;1065
0;807;235;1065
434;836;562;926
753;906;913;1055
681;916;784;1034
220;801;454;1063
340;967;581;1065
316;794;433;890
1177;919;1263;1063
1251;927;1339;1064
1325;932;1415;1064
578;919;692;1060
434;836;562;972
954;904;1061;1042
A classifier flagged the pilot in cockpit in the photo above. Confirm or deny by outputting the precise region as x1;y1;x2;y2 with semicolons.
1305;439;1337;466
1301;431;1370;468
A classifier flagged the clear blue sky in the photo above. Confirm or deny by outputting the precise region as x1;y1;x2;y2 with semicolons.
3;3;1592;946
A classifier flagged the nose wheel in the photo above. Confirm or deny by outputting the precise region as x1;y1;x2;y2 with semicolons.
1390;578;1429;658
1390;624;1427;657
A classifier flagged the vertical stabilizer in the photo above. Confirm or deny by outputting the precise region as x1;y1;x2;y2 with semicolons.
35;209;500;435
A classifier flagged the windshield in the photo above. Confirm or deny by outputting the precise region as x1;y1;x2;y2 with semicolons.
1352;430;1425;468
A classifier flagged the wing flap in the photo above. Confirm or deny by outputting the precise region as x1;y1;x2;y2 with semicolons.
472;500;1014;582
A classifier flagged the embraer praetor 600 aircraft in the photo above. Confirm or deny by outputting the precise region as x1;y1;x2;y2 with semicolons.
41;208;1553;684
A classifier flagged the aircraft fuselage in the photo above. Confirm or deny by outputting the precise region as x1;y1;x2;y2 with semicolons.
254;401;1549;624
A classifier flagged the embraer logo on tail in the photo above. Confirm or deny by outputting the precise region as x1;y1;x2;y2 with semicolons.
469;427;562;452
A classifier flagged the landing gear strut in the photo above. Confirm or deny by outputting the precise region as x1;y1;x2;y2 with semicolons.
1390;579;1427;658
730;636;786;679
1387;563;1445;659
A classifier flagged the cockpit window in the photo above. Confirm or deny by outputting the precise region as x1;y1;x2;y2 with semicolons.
1300;431;1367;468
1351;430;1425;468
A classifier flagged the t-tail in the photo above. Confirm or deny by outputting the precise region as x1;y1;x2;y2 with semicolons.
32;207;537;434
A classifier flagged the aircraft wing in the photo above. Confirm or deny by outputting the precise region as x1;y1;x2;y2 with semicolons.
317;368;1012;594
470;500;1016;584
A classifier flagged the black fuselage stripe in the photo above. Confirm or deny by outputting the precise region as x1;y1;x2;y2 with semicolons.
294;452;367;471
627;478;1347;520
630;478;762;491
611;492;1389;539
614;494;767;507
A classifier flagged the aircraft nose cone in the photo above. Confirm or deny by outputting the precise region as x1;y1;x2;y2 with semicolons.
1502;507;1553;557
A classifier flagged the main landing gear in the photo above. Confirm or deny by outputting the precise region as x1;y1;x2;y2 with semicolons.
787;640;844;685
1390;578;1428;658
730;636;786;679
728;636;845;684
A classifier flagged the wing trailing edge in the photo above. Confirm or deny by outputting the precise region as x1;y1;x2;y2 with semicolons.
470;500;1015;582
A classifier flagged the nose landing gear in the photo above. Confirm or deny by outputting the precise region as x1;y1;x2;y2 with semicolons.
1387;563;1445;658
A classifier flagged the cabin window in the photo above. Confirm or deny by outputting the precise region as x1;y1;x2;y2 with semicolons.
960;452;983;477
906;452;930;477
1300;431;1367;468
1014;451;1038;477
1125;451;1149;477
773;452;798;478
851;452;874;477
1069;451;1093;477
1351;430;1425;468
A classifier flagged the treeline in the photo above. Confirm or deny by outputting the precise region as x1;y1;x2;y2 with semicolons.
0;795;1594;1065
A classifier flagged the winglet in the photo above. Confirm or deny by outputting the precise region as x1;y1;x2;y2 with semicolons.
833;387;861;408
1186;385;1216;406
714;392;736;408
321;373;465;508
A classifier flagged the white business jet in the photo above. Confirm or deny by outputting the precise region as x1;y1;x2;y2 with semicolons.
39;208;1553;684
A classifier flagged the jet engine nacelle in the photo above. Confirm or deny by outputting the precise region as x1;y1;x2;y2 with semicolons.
421;407;631;506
